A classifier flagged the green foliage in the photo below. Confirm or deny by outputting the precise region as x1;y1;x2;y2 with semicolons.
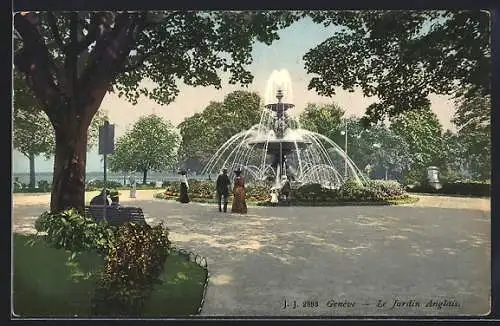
13;180;52;193
304;10;490;125
13;234;104;317
246;184;272;201
109;115;180;182
13;234;206;317
178;91;263;170
390;106;445;174
92;223;171;317
292;180;408;203
86;180;123;191
13;71;54;160
298;102;345;136
159;180;273;202
14;68;109;157
363;179;407;198
34;209;116;255
450;91;491;180
407;181;490;197
187;180;216;199
14;11;302;211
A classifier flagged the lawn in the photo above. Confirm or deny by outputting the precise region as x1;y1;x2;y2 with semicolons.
12;234;207;317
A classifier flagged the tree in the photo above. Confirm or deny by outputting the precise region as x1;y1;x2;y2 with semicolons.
13;72;54;187
303;10;490;125
450;91;490;180
389;105;445;183
109;115;180;184
13;11;302;212
298;102;344;136
362;125;412;181
178;90;263;170
13;71;108;187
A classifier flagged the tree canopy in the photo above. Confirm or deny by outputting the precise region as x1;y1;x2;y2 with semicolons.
298;102;345;136
13;71;109;157
13;10;302;211
109;115;180;184
303;10;490;125
389;105;445;182
178;90;263;171
449;90;490;180
13;71;54;160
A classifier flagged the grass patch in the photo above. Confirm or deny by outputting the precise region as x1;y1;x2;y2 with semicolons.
13;234;207;317
143;250;207;317
13;234;102;317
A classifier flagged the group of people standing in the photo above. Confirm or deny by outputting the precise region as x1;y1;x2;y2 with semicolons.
177;168;247;214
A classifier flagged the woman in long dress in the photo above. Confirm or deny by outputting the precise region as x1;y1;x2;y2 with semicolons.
178;170;190;203
231;168;247;214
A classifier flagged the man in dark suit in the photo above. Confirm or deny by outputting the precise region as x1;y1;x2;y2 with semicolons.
215;168;231;212
90;189;110;206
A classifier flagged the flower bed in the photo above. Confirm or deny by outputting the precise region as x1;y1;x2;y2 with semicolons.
155;179;415;207
157;180;269;203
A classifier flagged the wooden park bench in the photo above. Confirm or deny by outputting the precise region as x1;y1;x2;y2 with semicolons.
84;205;147;227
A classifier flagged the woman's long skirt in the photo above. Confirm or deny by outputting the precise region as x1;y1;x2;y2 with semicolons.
179;182;190;203
231;186;247;214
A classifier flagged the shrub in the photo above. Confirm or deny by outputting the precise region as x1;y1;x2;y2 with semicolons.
163;181;180;197
38;180;51;192
92;223;171;317
246;184;272;201
86;180;123;191
408;181;490;197
34;209;116;255
364;180;406;198
293;183;326;201
188;180;216;199
337;179;369;201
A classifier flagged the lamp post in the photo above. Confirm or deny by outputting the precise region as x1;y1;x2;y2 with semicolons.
340;120;348;177
372;142;388;180
337;120;369;178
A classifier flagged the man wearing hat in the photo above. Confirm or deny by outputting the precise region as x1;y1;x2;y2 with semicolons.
109;190;120;207
90;188;110;206
215;168;231;212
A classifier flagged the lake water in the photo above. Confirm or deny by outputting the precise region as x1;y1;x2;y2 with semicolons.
12;171;211;186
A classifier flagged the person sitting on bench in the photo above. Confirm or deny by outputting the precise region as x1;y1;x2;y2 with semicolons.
110;190;120;207
90;189;110;206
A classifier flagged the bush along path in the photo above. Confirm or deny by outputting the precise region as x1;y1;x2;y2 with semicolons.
155;179;419;207
14;209;209;317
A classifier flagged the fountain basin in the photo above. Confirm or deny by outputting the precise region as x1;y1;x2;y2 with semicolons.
247;139;311;151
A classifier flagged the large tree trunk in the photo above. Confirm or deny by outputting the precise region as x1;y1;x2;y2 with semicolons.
142;170;148;185
28;153;36;187
14;12;146;212
50;117;89;213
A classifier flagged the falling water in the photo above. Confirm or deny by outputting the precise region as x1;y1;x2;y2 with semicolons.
201;69;366;189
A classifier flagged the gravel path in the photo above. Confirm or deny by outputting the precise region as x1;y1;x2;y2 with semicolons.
12;191;491;316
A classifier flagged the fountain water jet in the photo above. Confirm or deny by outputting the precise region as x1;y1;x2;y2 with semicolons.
201;69;366;191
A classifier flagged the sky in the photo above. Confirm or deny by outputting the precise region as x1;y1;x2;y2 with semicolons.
12;16;456;173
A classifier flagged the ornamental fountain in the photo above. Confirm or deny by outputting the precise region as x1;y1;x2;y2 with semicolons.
201;69;365;189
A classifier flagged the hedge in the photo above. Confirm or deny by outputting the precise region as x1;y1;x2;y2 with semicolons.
407;181;490;197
